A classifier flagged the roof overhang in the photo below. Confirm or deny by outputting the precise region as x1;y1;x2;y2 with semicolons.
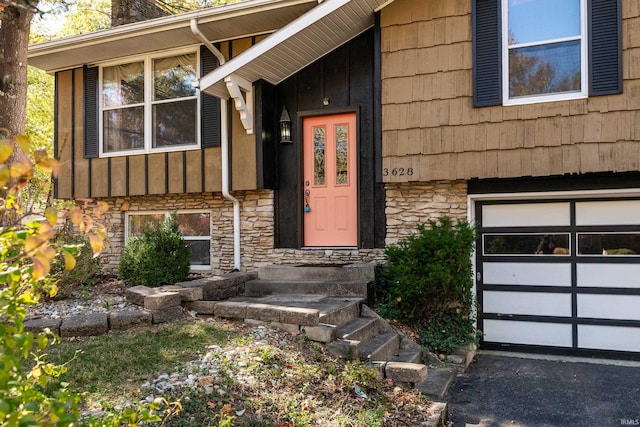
28;0;318;72
200;0;394;98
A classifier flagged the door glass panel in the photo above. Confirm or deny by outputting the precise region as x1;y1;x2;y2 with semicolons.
578;233;640;256
313;126;325;186
484;233;570;256
335;124;348;185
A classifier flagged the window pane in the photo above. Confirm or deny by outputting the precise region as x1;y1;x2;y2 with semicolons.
509;40;581;98
103;62;144;108
128;214;165;237
508;0;580;45
578;233;640;256
335;124;348;185
313;127;326;186
175;213;210;236
154;54;197;101
152;99;197;148
484;233;570;255
185;240;211;266
103;106;145;152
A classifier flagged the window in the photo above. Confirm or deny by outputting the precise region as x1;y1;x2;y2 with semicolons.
125;211;211;269
503;0;586;104
473;0;621;107
100;51;199;155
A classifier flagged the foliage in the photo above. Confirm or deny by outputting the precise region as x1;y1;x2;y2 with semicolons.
0;133;175;426
376;217;477;354
50;234;100;295
119;215;191;286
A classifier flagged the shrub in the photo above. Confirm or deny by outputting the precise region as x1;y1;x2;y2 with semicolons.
119;216;190;286
377;217;477;354
50;234;101;296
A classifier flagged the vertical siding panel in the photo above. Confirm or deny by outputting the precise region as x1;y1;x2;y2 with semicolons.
110;157;127;196
147;153;165;194
231;104;256;190
90;158;109;197
203;147;222;192
185;150;203;193
73;68;90;198
128;155;146;195
167;151;184;194
56;70;73;199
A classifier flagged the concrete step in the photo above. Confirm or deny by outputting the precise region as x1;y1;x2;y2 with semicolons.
258;263;374;282
245;279;368;298
414;367;457;400
335;316;380;342
360;332;401;362
326;339;362;359
390;349;422;364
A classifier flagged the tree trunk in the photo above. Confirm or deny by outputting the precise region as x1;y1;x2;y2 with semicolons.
0;2;36;136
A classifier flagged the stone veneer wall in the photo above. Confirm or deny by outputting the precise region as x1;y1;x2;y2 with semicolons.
91;191;384;274
385;180;468;246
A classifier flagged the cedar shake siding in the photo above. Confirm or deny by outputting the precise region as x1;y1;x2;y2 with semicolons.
380;0;639;182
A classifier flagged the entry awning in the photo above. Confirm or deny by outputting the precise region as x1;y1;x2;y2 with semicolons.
28;0;318;72
199;0;393;98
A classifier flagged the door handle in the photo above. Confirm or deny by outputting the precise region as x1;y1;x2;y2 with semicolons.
304;189;311;212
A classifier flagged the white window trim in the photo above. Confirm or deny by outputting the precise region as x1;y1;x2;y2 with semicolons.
124;210;212;271
501;0;588;106
99;47;202;157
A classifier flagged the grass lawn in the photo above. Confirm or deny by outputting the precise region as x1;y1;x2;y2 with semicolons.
43;318;435;426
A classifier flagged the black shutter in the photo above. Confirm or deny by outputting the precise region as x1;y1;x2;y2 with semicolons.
83;65;99;158
589;0;622;96
200;45;222;148
472;0;502;107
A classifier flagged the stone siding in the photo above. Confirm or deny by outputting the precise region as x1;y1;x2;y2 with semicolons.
385;180;468;246
89;191;384;274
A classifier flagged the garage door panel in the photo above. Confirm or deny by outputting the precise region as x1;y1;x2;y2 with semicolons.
577;263;640;288
483;320;573;347
576;200;640;226
482;203;570;227
579;325;640;352
577;295;640;321
483;262;572;286
483;291;572;317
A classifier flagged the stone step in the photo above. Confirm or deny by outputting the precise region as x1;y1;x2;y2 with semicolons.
326;339;362;359
245;279;368;298
215;300;320;326
384;362;428;384
414;367;457;400
359;332;401;362
390;349;422;364
258;263;375;282
335;316;380;342
319;300;360;326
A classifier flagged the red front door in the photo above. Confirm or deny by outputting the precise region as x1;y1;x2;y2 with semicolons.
303;113;358;247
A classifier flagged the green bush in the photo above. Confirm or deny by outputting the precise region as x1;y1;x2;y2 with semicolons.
377;217;477;354
50;235;101;295
119;216;191;287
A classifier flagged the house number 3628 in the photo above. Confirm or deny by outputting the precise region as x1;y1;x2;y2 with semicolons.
382;168;414;177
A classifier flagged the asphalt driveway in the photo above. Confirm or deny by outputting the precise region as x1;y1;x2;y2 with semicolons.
447;353;640;427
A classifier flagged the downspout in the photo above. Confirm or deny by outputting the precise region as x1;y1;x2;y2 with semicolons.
191;19;241;272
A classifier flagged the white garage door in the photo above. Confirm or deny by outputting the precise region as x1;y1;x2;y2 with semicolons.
477;199;640;357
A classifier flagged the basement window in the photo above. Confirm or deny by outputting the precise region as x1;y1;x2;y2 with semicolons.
125;210;211;270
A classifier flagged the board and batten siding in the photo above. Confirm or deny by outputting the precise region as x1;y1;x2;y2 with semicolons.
380;0;639;182
54;37;262;200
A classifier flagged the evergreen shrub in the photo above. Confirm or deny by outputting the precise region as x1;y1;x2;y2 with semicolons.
377;217;477;354
119;216;190;286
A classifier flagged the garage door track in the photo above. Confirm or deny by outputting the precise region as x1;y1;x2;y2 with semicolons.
447;354;640;427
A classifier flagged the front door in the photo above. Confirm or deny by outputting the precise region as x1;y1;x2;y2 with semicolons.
303;113;357;247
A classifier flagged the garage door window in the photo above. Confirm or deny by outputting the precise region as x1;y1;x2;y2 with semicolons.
577;233;640;256
126;211;211;269
484;233;570;256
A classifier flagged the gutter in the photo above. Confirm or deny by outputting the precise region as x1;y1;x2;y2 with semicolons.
192;19;241;272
